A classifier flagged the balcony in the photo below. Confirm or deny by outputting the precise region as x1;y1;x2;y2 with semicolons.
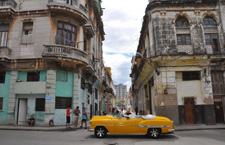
42;44;88;65
0;0;17;17
0;47;11;61
84;18;95;38
47;0;88;22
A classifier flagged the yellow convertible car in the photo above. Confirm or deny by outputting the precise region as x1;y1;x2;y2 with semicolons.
88;113;175;139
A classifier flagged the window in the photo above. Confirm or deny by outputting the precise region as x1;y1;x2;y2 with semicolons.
176;17;189;28
0;72;6;83
205;34;219;52
88;83;92;94
95;88;98;99
56;21;77;47
55;97;72;109
81;78;85;90
23;22;33;35
203;17;217;27
27;71;40;82
35;98;45;111
56;71;68;82
0;98;3;110
182;71;200;81
0;23;9;47
177;34;191;45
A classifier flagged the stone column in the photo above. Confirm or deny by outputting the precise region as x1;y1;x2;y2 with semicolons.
44;70;56;125
73;73;80;110
7;71;18;125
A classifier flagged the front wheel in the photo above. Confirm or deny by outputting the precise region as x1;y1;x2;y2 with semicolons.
94;127;107;138
148;128;161;139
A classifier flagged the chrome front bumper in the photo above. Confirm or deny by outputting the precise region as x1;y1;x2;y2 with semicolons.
88;126;94;132
168;129;175;133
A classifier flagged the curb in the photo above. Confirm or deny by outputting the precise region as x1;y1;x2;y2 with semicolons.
175;127;225;132
0;127;85;132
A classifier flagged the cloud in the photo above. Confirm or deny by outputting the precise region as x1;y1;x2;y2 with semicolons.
102;0;148;90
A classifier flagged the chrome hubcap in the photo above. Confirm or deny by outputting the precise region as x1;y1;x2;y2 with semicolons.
150;129;159;137
97;128;105;137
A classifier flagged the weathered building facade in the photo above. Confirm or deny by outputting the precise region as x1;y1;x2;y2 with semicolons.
0;0;111;125
131;0;225;125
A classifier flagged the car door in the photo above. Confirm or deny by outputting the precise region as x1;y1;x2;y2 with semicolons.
114;118;140;134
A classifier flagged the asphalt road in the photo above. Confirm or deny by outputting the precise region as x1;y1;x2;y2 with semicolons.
0;129;225;145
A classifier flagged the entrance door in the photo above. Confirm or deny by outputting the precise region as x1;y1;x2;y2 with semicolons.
17;98;27;125
214;102;224;123
184;98;195;124
148;79;153;114
211;71;225;123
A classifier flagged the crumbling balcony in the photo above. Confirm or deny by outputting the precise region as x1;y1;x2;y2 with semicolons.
47;0;88;22
42;44;88;65
0;47;11;61
84;18;95;38
0;0;17;17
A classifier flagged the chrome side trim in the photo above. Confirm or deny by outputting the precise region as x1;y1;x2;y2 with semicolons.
91;124;170;128
138;125;170;128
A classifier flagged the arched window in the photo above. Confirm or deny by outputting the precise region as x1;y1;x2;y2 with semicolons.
203;17;217;27
203;17;219;54
176;17;189;28
176;17;191;45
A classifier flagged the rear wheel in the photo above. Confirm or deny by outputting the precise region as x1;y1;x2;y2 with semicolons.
94;127;107;138
147;128;161;139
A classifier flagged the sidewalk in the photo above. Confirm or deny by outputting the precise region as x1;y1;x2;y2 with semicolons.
175;124;225;131
0;121;91;131
0;123;224;132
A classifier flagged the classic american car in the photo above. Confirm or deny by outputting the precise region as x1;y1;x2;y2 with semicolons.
88;113;175;139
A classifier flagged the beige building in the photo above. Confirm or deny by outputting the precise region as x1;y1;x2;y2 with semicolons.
131;0;225;125
0;0;109;125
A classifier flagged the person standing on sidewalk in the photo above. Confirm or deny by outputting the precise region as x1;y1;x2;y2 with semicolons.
73;106;80;127
80;107;88;129
66;107;72;130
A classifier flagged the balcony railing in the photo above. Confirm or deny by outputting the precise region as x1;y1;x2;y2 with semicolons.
43;44;88;64
47;0;88;21
0;0;17;8
0;46;11;60
79;4;88;15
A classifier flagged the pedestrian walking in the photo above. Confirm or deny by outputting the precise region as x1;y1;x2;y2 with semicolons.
73;106;80;127
80;107;88;129
66;107;72;130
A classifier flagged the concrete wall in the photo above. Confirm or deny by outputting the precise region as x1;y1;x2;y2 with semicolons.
9;16;52;59
15;94;45;125
54;71;73;125
0;72;10;124
149;6;223;56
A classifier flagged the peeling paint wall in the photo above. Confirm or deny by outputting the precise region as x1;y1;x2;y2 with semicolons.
0;72;10;124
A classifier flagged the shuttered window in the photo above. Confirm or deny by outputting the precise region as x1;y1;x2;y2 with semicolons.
55;97;72;109
0;72;6;83
56;21;77;47
0;24;9;47
27;71;40;82
35;98;45;111
182;71;200;81
0;98;3;110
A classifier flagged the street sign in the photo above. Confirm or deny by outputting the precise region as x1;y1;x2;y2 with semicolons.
45;96;51;100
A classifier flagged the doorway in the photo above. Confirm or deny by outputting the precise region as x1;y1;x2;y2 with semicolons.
184;98;195;124
214;101;224;123
17;98;27;125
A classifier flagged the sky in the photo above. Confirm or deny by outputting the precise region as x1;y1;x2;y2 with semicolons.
101;0;149;90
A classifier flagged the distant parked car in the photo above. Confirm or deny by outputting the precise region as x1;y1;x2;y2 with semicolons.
88;113;175;139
